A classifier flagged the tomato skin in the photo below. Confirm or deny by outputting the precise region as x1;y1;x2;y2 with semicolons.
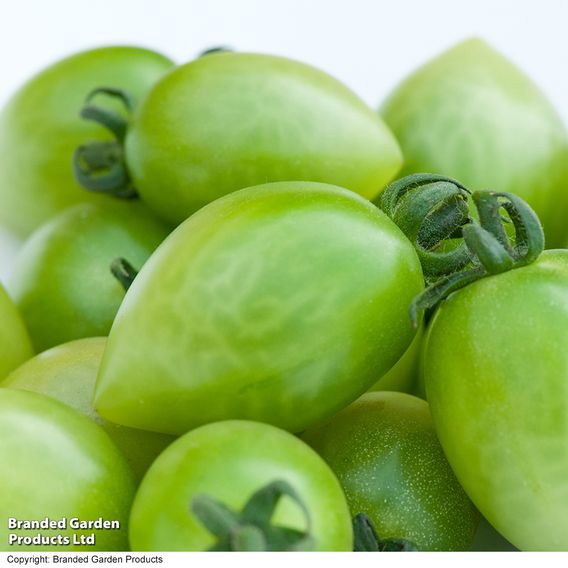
0;284;33;380
368;326;423;395
2;337;175;481
9;201;169;352
129;420;352;551
380;38;568;247
126;52;402;225
302;392;478;551
0;46;174;237
0;389;136;551
95;182;423;435
423;250;568;551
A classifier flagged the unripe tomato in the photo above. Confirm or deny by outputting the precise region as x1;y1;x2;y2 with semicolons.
95;182;423;435
9;201;169;352
129;421;352;551
302;392;479;551
381;38;568;247
0;389;136;551
124;52;402;224
424;250;568;551
0;46;174;236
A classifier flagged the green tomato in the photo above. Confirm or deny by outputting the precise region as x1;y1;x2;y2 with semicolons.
423;250;568;551
0;388;136;551
302;391;479;551
380;38;568;247
2;337;174;480
95;182;423;435
0;284;33;380
122;51;401;224
129;420;352;551
0;46;174;237
9;201;169;352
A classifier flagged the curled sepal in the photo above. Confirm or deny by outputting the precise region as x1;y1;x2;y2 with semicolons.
110;258;139;292
379;174;473;278
379;173;470;218
190;480;316;551
409;189;544;324
472;191;545;267
462;224;514;275
74;142;136;198
352;513;418;552
73;87;137;198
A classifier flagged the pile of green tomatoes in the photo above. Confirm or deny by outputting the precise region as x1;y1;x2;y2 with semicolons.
0;38;567;553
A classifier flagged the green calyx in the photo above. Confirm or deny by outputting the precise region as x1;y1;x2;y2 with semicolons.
380;173;545;325
191;480;316;551
73;87;137;198
352;513;418;552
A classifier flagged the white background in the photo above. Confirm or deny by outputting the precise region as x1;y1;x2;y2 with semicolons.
1;0;568;284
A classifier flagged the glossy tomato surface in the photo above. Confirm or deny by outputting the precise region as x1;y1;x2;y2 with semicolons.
0;46;174;236
2;337;175;480
424;250;568;551
381;38;568;247
126;51;402;224
95;182;423;435
302;392;478;551
9;201;169;352
129;420;352;551
0;389;136;550
0;284;33;380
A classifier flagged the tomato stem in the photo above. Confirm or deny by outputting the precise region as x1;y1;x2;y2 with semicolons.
199;46;233;57
190;480;316;551
110;258;138;292
73;87;137;198
380;174;545;325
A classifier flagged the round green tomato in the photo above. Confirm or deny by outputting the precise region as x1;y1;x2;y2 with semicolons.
9;201;169;352
95;182;423;435
0;284;33;380
0;46;174;237
380;38;568;247
2;337;174;480
125;51;402;225
423;250;568;551
129;420;352;551
0;389;136;551
302;392;478;551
